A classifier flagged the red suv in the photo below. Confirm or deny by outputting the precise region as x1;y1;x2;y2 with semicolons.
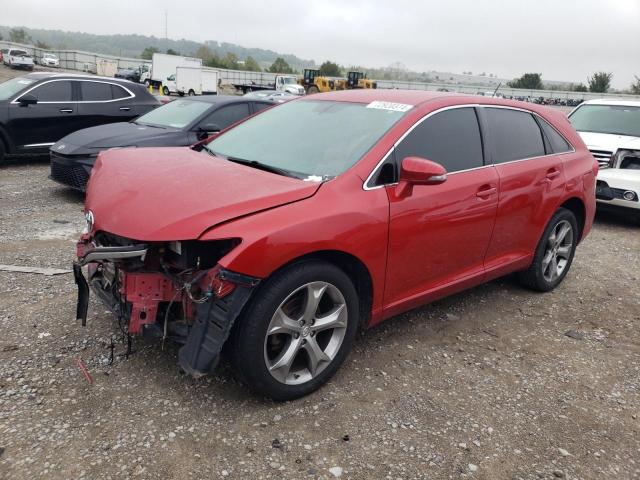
74;90;597;400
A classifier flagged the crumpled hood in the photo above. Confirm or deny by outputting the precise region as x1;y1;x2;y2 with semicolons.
53;122;187;155
85;147;321;241
578;131;640;153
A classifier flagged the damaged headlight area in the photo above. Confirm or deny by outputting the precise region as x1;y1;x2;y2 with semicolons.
74;233;259;377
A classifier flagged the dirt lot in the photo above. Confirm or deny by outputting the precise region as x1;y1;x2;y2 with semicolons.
0;157;639;480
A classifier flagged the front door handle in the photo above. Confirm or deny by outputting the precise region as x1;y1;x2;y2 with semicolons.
119;107;131;111
476;186;497;198
59;108;73;113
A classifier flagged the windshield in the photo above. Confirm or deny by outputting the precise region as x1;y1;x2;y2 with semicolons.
205;100;407;178
0;77;34;101
282;77;295;84
44;54;56;59
569;104;640;137
11;50;28;57
136;99;211;129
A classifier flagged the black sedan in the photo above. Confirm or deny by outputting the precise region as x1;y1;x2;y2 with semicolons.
50;95;280;191
0;73;159;161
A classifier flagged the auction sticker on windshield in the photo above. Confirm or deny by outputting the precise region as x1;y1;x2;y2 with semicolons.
366;101;413;112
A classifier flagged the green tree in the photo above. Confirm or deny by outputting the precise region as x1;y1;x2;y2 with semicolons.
630;76;640;95
507;73;544;90
165;48;180;56
588;72;613;93
194;45;214;63
319;61;341;77
141;46;160;60
9;28;30;44
268;57;295;74
573;83;588;92
35;40;50;49
243;56;261;72
222;52;239;70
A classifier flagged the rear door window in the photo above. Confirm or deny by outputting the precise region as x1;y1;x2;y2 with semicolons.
80;81;113;101
395;107;484;173
111;84;130;100
28;81;73;102
485;108;545;163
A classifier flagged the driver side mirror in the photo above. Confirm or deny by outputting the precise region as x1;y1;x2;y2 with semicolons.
395;156;447;197
18;94;38;107
197;123;221;139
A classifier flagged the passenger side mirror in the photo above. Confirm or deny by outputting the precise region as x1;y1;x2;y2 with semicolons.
18;94;38;106
396;156;447;197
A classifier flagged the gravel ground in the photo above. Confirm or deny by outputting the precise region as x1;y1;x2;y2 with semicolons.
1;63;640;479
1;158;639;480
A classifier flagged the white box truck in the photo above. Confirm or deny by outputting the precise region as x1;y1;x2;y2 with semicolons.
139;53;202;89
163;67;219;96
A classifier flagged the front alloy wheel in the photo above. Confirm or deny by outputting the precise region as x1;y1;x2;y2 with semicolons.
230;261;359;400
264;282;348;385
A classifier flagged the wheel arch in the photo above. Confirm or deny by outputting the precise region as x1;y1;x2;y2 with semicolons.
0;124;14;154
559;197;586;242
254;249;374;330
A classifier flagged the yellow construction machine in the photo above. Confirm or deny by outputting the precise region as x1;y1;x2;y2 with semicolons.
300;69;377;94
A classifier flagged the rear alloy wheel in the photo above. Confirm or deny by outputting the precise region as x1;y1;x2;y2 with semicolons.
518;208;578;292
230;261;359;400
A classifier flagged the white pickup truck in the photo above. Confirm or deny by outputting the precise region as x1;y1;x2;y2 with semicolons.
5;49;34;70
569;99;640;224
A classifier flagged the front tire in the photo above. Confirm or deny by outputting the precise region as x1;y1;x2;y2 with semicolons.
162;86;170;96
307;85;320;95
230;260;359;400
518;208;578;292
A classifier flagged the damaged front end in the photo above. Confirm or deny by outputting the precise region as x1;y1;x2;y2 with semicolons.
74;231;259;377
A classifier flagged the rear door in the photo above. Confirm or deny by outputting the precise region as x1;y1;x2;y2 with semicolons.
8;79;79;149
383;106;499;315
76;80;137;130
481;107;567;278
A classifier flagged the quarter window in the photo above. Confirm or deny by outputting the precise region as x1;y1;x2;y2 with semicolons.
80;81;113;101
253;102;273;113
395;107;484;173
485;108;545;163
28;81;73;102
538;118;572;153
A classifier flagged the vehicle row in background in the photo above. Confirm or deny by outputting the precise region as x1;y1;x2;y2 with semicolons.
50;95;280;191
0;73;159;161
1;48;35;70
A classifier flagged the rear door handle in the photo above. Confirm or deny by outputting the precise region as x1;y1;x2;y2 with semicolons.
119;107;131;111
476;186;497;198
59;109;73;113
546;169;561;180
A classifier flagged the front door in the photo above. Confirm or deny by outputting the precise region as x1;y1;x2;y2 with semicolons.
383;107;499;316
9;79;78;150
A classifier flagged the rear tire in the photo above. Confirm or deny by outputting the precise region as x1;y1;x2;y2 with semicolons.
0;139;5;163
230;260;359;401
518;208;578;292
188;89;195;96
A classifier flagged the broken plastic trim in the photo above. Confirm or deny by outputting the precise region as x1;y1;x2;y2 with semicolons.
179;270;260;377
78;244;148;266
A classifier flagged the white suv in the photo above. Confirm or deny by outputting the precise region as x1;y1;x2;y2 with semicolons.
6;49;35;70
569;99;640;223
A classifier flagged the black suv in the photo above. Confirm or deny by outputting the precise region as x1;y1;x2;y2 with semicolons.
0;73;159;161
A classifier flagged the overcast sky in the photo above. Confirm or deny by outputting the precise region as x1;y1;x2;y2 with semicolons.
3;0;639;88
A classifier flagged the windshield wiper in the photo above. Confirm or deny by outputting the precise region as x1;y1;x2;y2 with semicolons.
211;152;300;178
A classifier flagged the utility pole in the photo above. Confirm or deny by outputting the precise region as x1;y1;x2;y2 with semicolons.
164;10;168;41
